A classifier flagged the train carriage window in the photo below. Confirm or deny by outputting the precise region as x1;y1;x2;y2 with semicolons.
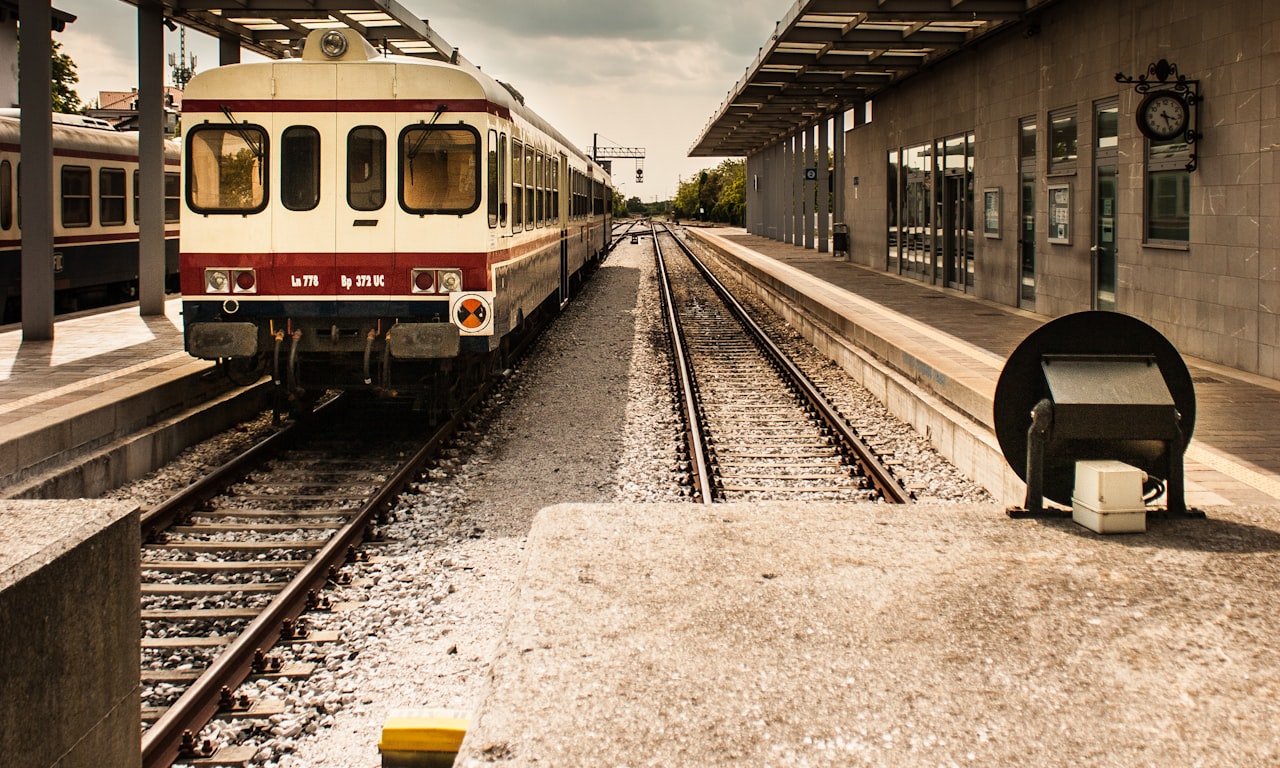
348;126;386;212
511;140;523;231
400;125;478;215
61;165;91;227
187;124;268;213
487;129;499;227
534;151;544;227
524;146;534;229
99;167;126;226
552;159;560;224
164;172;181;223
499;133;508;227
281;126;320;211
0;160;11;231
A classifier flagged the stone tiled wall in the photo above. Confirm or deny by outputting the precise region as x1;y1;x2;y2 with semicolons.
844;0;1278;378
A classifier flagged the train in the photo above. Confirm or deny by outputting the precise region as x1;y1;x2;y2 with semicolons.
0;114;181;323
179;27;613;411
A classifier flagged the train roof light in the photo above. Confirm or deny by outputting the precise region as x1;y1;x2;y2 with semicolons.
319;30;348;59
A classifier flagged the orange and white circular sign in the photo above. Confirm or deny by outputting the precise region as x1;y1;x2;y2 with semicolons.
449;291;495;335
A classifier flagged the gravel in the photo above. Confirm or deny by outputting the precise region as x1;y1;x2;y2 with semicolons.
110;230;989;766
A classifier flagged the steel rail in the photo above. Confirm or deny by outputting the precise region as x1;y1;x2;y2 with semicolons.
661;225;908;504
652;222;715;503
139;390;484;768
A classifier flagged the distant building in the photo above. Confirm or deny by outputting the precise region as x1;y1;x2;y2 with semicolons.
87;87;182;135
0;1;78;108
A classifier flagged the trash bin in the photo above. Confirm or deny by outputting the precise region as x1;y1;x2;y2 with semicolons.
832;222;849;258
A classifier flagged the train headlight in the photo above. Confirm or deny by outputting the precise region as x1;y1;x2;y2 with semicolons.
233;269;257;293
319;30;348;58
438;269;463;293
411;268;435;294
205;268;231;294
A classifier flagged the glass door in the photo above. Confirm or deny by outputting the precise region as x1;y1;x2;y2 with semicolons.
1018;118;1037;310
1093;100;1119;310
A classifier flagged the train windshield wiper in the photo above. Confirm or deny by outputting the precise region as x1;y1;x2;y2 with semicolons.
220;105;265;184
406;104;448;183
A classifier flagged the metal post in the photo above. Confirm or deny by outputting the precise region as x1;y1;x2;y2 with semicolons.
803;126;815;250
781;138;791;244
19;0;54;339
219;31;241;65
833;110;845;230
137;1;165;315
818;120;829;253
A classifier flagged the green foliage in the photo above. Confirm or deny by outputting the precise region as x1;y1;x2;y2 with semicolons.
672;159;745;225
51;41;84;114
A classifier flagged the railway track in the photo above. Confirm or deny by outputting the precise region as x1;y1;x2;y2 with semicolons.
137;395;480;768
653;224;908;505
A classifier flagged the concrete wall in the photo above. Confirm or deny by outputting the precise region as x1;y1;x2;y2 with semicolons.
843;0;1278;378
0;501;140;768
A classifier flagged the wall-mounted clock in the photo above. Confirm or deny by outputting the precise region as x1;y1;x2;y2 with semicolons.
1137;90;1189;141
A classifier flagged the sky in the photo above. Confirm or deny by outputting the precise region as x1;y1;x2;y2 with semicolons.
51;0;789;202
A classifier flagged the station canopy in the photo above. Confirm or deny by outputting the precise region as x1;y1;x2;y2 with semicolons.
119;0;458;61
690;0;1058;157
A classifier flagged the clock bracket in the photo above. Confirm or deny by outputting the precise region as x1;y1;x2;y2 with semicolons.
1115;59;1201;172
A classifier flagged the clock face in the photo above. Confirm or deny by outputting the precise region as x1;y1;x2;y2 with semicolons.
1139;91;1188;141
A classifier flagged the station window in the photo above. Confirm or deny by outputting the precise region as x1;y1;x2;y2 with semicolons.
347;126;386;212
511;140;524;231
1048;108;1077;174
400;124;479;215
1145;136;1191;244
164;172;181;223
281;126;320;212
187;124;268;214
61;165;92;227
487;130;500;227
0;160;11;231
99;167;126;226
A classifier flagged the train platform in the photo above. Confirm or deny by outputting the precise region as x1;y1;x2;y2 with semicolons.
0;300;268;498
458;500;1280;766
685;227;1280;511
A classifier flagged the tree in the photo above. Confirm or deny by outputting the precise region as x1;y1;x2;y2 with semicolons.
672;159;745;225
18;36;85;113
51;40;85;113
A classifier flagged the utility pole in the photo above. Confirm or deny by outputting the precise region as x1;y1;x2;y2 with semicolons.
169;26;197;90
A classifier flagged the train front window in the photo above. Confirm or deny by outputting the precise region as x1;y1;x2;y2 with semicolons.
187;124;268;214
61;165;91;227
348;126;386;211
99;167;126;226
281;126;320;211
399;125;479;215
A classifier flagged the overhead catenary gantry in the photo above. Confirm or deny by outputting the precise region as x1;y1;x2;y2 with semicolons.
689;0;1057;253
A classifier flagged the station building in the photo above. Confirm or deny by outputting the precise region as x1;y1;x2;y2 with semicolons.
701;0;1278;378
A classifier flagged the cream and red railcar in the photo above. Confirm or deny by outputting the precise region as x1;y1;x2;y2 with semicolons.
180;28;612;404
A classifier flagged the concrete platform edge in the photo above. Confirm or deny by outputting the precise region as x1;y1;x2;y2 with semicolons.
2;378;275;499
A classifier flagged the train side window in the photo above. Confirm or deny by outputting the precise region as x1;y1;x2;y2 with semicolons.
348;126;386;212
281;126;320;211
400;125;479;215
99;167;126;226
487;130;499;227
0;160;11;231
164;172;181;223
498;133;507;228
187;124;269;213
552;158;560;225
524;146;534;229
511;140;523;231
61;165;92;227
534;151;544;227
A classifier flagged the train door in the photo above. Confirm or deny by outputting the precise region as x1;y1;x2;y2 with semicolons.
334;70;394;260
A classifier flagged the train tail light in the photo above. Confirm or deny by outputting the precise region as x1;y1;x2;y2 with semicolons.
233;269;257;293
411;268;436;294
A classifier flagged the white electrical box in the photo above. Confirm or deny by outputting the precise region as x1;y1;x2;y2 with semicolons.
1072;460;1147;533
